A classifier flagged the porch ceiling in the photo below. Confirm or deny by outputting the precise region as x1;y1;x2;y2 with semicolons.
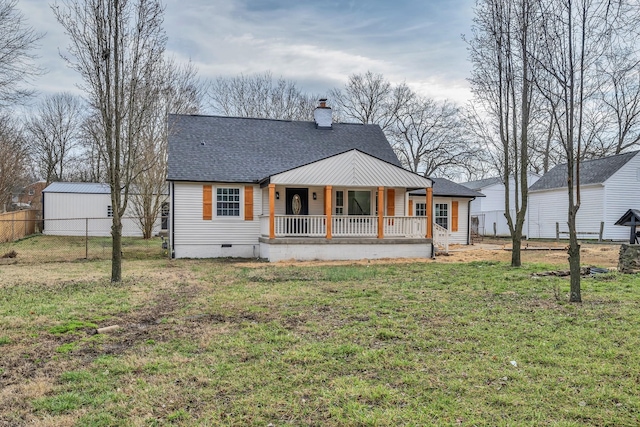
268;149;432;188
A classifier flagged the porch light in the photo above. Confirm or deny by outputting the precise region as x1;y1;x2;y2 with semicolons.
275;191;280;200
313;192;317;200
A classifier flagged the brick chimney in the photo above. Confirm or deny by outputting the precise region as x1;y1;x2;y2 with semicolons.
314;98;332;129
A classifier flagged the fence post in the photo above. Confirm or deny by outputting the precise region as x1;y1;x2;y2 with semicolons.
11;212;14;241
85;218;89;259
599;221;604;242
556;222;559;242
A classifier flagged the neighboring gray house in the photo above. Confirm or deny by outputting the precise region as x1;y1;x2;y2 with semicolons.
528;150;640;241
462;172;541;237
408;178;485;246
167;102;436;261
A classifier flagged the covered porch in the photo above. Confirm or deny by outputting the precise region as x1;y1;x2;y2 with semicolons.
256;150;437;261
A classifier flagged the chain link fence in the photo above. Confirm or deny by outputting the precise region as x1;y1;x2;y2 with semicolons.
0;216;167;264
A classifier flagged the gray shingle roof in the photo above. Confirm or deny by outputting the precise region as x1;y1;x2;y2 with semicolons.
460;176;502;190
410;177;485;198
529;151;639;192
168;114;401;183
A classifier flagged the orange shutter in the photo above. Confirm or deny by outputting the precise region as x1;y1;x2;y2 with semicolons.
452;201;459;232
244;186;254;221
408;200;413;217
387;189;395;216
203;185;212;220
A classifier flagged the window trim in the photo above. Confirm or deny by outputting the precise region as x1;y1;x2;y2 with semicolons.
435;203;448;229
215;186;242;218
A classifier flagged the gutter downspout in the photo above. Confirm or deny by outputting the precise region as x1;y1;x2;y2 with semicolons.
468;198;474;245
170;181;175;259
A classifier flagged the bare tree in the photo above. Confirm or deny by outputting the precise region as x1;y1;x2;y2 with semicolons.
53;0;167;282
330;71;413;132
534;0;625;302
392;97;478;178
130;60;203;238
208;71;316;120
24;93;84;184
598;50;640;154
468;0;540;267
0;116;28;211
0;0;42;107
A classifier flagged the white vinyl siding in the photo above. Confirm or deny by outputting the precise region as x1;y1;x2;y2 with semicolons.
410;195;471;245
602;153;640;240
260;186;405;217
172;182;261;258
527;185;604;239
43;192;150;237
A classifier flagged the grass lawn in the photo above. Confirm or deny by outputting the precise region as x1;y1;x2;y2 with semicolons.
0;234;165;263
1;258;639;426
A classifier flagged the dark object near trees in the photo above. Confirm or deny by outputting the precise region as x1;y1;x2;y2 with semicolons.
2;250;17;258
614;209;640;244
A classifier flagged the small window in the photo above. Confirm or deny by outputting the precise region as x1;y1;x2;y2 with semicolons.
348;190;371;215
335;190;344;215
415;202;426;216
435;203;448;229
107;205;113;217
161;202;169;230
217;188;240;216
28;188;35;196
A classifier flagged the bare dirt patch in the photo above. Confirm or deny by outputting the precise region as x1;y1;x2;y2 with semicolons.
242;239;620;268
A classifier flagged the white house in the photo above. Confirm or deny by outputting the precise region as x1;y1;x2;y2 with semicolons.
167;101;438;262
462;172;540;237
408;178;485;248
527;150;640;241
42;182;167;237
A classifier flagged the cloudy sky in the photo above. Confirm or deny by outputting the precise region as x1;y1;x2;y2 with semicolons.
21;0;476;106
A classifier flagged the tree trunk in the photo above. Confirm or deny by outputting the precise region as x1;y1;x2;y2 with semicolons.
568;209;581;302
111;214;123;282
511;227;522;266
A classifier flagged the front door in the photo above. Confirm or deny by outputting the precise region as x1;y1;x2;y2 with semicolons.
285;188;308;235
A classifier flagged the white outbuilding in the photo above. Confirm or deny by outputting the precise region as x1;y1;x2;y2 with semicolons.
462;172;540;237
527;150;640;241
42;182;167;237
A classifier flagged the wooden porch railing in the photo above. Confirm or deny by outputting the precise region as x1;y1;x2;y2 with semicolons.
433;223;449;253
383;216;426;238
260;215;428;239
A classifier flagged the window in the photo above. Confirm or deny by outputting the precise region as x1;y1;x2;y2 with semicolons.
28;188;35;196
435;203;448;229
348;190;371;215
415;202;426;216
335;190;344;215
107;205;113;217
216;187;240;216
161;202;169;230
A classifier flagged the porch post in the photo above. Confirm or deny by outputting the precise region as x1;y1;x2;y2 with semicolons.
378;186;384;239
269;184;275;239
325;185;332;239
426;187;433;238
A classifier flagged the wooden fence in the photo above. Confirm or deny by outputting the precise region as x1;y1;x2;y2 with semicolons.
0;210;38;243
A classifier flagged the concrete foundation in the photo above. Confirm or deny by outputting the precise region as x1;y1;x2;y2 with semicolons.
259;237;433;262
